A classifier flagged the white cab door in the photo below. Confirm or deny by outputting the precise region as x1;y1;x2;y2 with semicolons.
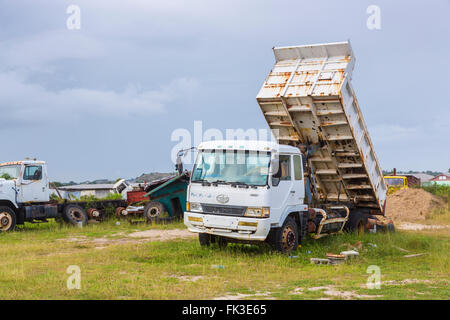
270;154;294;219
19;165;49;202
290;154;305;205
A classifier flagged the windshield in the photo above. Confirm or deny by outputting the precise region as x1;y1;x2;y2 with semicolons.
0;165;21;180
385;178;405;186
192;149;271;186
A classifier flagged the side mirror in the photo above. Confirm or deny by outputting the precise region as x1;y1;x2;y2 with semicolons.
270;156;280;187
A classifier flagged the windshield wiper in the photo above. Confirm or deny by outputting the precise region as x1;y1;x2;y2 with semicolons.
191;179;211;186
230;182;250;189
211;180;230;185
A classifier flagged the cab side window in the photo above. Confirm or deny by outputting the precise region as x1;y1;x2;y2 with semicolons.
293;155;303;180
23;166;42;181
273;155;291;181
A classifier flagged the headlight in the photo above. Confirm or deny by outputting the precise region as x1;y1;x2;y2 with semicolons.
188;202;203;213
244;207;270;218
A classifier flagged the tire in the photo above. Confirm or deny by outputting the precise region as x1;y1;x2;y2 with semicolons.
216;236;228;249
143;201;165;221
345;210;367;234
0;206;16;232
270;216;299;253
199;233;212;246
62;204;88;226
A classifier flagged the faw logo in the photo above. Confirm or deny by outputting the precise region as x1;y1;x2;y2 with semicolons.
216;194;229;204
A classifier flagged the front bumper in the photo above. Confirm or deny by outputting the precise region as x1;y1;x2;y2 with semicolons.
184;211;271;241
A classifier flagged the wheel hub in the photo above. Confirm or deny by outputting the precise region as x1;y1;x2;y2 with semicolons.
282;226;296;251
149;208;160;217
0;212;12;230
69;209;83;222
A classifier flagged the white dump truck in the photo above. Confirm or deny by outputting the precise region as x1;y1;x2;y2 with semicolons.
184;42;392;252
0;160;127;231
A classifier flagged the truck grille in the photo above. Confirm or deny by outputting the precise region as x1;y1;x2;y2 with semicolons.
201;204;247;216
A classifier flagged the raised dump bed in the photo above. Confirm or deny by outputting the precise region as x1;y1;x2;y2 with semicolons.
256;41;386;213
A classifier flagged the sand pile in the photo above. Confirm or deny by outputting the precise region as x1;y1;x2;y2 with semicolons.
385;188;445;222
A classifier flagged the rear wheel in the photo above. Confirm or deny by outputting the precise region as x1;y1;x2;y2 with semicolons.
144;201;165;221
270;216;299;253
0;206;16;232
62;204;88;226
345;211;367;234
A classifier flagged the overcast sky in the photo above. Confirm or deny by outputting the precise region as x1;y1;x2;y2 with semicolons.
0;0;448;181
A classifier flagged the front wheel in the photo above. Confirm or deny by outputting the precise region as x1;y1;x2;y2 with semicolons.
0;206;16;232
269;216;299;253
198;234;228;248
199;233;212;246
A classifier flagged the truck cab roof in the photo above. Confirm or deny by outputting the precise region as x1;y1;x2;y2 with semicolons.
0;160;46;166
197;140;300;154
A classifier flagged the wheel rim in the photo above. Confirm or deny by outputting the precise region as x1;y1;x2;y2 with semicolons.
0;212;13;231
68;208;84;222
149;207;160;217
282;226;296;251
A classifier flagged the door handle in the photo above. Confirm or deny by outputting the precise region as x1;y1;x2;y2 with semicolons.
290;190;296;193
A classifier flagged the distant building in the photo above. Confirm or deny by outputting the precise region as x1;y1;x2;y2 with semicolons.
426;173;450;186
404;173;434;186
56;184;116;199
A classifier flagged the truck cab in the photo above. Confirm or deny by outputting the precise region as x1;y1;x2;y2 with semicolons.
184;140;350;252
0;160;50;205
384;176;408;195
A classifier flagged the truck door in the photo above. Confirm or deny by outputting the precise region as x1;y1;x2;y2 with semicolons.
19;165;49;203
270;155;295;217
291;155;305;204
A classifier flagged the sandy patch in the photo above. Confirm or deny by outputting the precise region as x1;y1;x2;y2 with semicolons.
290;287;304;295
308;285;383;299
397;222;450;231
128;229;195;240
168;275;205;282
57;229;196;249
214;292;274;300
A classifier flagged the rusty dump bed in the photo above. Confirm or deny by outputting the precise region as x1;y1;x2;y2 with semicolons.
256;41;387;213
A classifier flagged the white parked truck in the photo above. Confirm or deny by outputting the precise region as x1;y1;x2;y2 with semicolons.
184;42;392;252
0;160;127;231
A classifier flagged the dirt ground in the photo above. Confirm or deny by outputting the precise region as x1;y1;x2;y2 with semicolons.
385;188;445;222
59;229;196;249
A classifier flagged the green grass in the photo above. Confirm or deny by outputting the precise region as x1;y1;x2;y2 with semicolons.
422;185;450;204
0;219;448;300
